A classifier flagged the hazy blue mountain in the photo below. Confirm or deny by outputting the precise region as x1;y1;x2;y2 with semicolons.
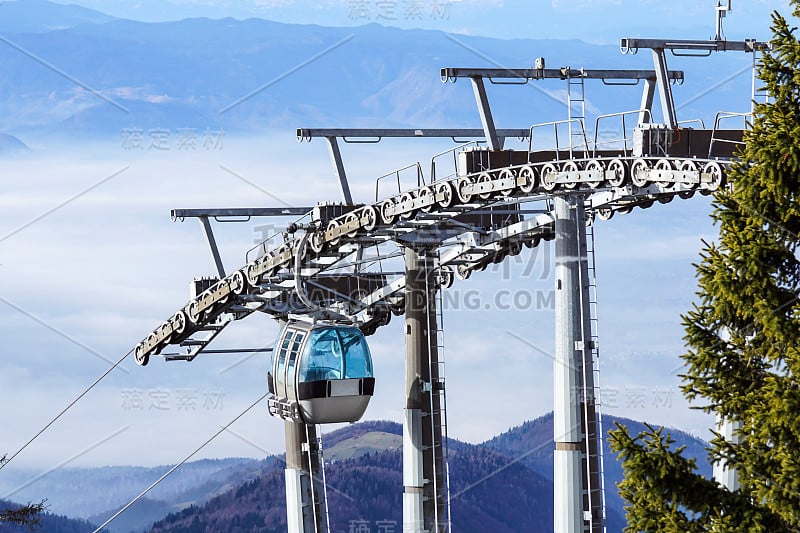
0;133;29;154
0;2;754;140
0;0;114;34
0;416;709;531
148;442;569;533
483;413;712;524
0;499;104;533
144;415;712;532
0;457;266;533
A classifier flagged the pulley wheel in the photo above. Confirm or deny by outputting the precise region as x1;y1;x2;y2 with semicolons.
344;212;360;237
703;161;724;192
561;161;580;190
518;165;537;194
230;270;247;295
309;229;325;254
187;300;202;324
654;158;674;188
630;159;650;187
477;173;494;200
437;266;455;289
679;160;699;189
436;180;455;208
418;186;435;213
597;207;614;221
361;205;378;231
134;344;149;366
326;219;341;246
606;158;627;187
455;264;472;280
456;176;474;203
499;169;517;197
398;192;416;220
380;199;397;225
541;163;559;191
585;160;604;189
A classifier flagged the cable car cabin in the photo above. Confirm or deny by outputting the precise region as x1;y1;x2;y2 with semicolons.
267;320;375;424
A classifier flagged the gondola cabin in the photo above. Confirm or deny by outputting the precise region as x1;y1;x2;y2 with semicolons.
267;320;375;424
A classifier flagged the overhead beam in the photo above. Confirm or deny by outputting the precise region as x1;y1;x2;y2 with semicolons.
617;37;769;130
297;128;530;140
620;37;771;53
442;67;684;82
172;208;313;219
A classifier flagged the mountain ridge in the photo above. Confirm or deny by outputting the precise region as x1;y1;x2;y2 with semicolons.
0;2;754;141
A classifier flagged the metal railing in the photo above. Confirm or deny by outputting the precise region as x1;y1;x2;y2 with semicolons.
592;109;651;157
375;162;426;201
709;111;752;158
528;118;590;161
430;140;486;182
678;118;706;129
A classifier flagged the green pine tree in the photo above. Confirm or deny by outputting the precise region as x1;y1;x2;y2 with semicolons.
609;3;800;532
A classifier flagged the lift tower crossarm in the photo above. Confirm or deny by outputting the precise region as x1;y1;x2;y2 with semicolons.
620;38;771;53
440;67;685;82
620;37;771;129
296;128;531;140
172;208;314;219
170;207;315;296
442;66;685;153
298;128;531;205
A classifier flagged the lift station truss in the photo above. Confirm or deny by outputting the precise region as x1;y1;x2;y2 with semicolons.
130;8;771;533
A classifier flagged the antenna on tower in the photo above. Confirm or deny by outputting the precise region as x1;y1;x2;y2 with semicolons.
715;0;732;41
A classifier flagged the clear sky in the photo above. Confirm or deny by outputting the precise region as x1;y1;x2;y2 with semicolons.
0;0;790;485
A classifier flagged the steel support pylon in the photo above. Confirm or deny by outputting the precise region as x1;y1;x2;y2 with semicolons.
554;196;604;533
713;416;742;491
285;421;328;533
403;246;448;533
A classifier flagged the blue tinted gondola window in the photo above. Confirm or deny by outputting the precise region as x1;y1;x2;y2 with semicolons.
297;326;373;382
339;328;373;379
276;330;294;375
299;328;342;382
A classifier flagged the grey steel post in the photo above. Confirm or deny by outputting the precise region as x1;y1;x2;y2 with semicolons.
469;76;503;151
404;246;448;533
198;216;226;279
325;136;353;205
713;416;742;491
639;78;655;125
554;195;597;533
576;208;604;533
652;48;678;129
285;421;327;533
